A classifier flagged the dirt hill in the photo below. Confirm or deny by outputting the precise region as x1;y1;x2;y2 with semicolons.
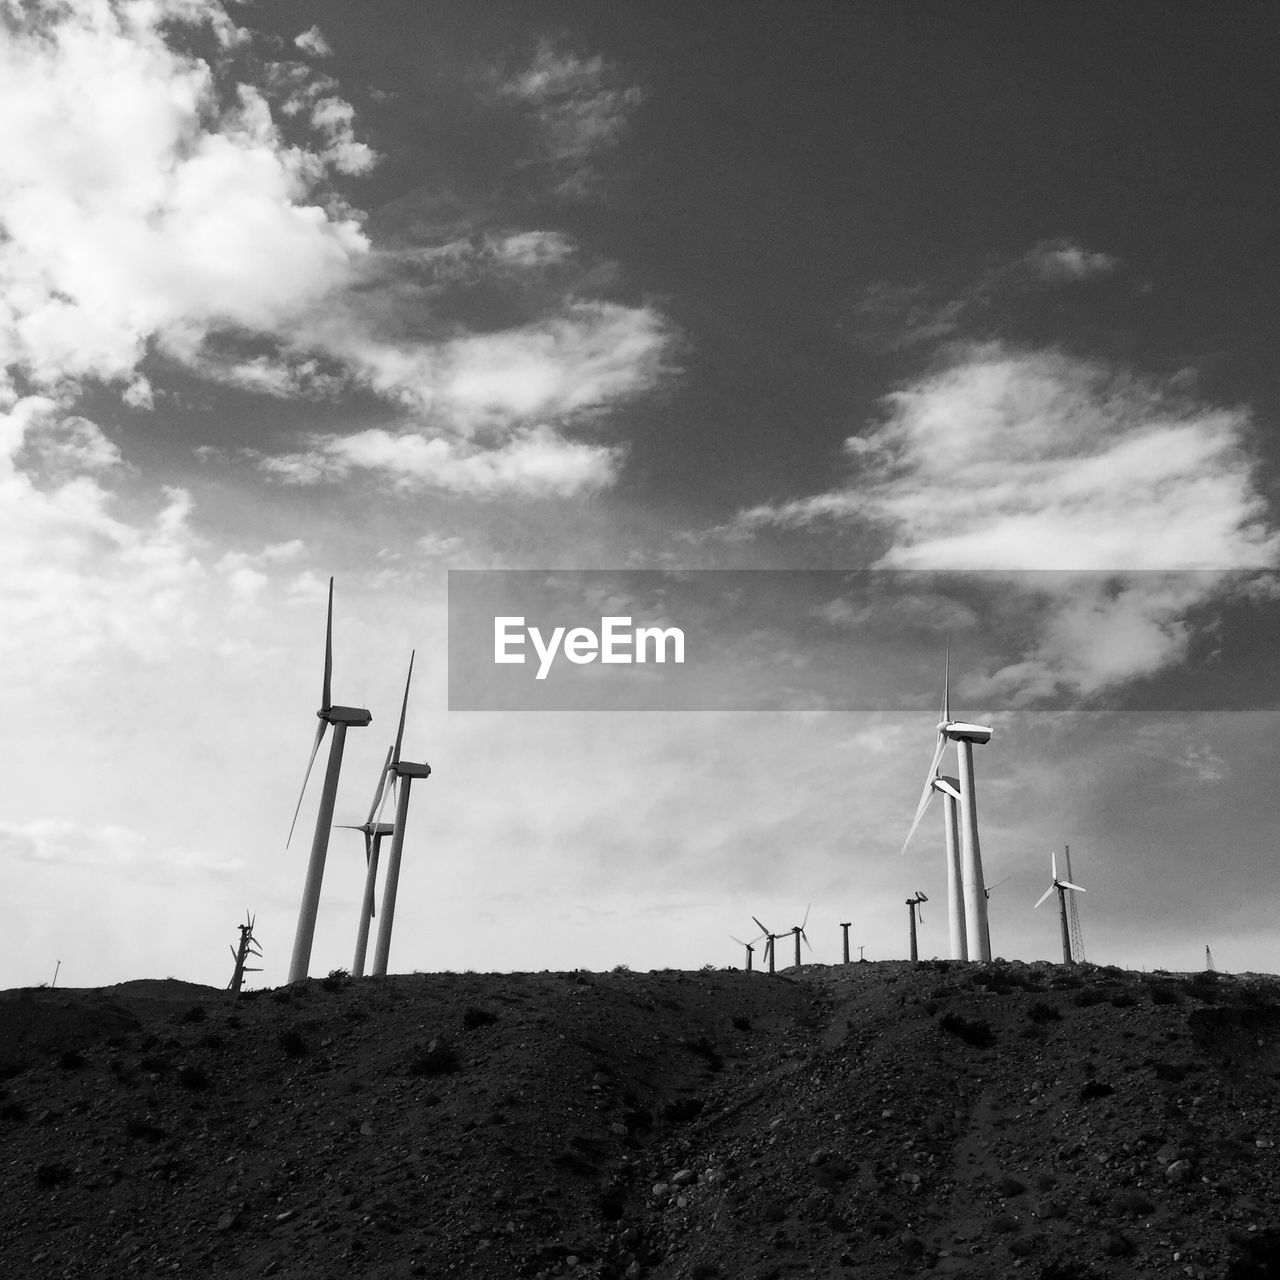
2;960;1280;1279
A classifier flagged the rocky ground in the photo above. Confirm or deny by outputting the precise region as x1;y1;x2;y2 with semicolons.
2;960;1280;1279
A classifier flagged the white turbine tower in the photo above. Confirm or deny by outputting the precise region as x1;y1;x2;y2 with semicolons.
286;578;371;984
335;745;395;979
370;651;432;978
1034;851;1086;964
900;652;992;960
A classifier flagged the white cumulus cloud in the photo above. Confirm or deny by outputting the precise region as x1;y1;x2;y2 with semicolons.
739;342;1279;702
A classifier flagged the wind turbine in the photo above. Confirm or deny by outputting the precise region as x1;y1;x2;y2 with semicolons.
286;578;372;984
900;650;992;961
751;915;779;975
789;905;813;968
336;745;395;979
906;891;927;962
730;932;763;971
1034;851;1086;964
370;651;432;978
982;874;1013;959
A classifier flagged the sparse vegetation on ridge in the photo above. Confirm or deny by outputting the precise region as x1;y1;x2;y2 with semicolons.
0;962;1279;1277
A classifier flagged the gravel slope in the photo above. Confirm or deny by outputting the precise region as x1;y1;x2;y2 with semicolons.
2;961;1279;1279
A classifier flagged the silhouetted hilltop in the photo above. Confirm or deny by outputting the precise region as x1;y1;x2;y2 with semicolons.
2;960;1280;1278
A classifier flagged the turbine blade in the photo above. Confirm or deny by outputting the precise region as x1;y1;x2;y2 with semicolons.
802;930;813;952
1060;881;1086;893
1033;885;1055;909
375;771;398;832
751;915;770;936
899;732;947;856
801;902;811;930
730;934;747;947
322;576;334;713
365;745;394;824
942;641;951;723
287;719;329;847
392;650;415;768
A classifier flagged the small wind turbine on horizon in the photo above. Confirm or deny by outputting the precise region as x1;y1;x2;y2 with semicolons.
906;891;927;962
1034;851;1086;964
751;915;779;975
982;874;1013;959
370;651;432;978
336;745;395;979
789;905;813;968
730;931;764;971
900;648;993;961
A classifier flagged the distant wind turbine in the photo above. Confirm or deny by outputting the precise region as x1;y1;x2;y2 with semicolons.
286;578;371;984
906;891;927;962
789;905;813;968
335;745;395;979
900;650;992;960
982;874;1013;959
751;915;779;975
370;651;432;978
730;932;764;971
1034;851;1086;964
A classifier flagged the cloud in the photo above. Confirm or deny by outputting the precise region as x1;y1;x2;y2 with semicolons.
0;817;244;880
0;395;208;676
0;0;372;392
1019;239;1119;283
265;424;619;497
845;239;1120;354
294;25;333;59
738;343;1279;702
259;301;670;494
745;344;1276;571
496;40;644;197
0;5;674;503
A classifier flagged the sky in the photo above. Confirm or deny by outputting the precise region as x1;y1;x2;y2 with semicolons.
4;0;1280;988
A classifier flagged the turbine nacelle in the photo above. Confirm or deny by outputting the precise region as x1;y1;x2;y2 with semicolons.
931;775;962;801
941;720;992;744
1033;851;1086;908
323;705;374;727
393;761;433;780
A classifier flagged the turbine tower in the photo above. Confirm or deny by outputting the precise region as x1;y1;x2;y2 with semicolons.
731;932;762;971
901;651;992;960
906;891;927;962
371;651;432;978
286;578;372;984
982;874;1013;959
789;905;812;968
335;745;395;978
1034;851;1086;964
752;915;779;975
1063;844;1085;963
